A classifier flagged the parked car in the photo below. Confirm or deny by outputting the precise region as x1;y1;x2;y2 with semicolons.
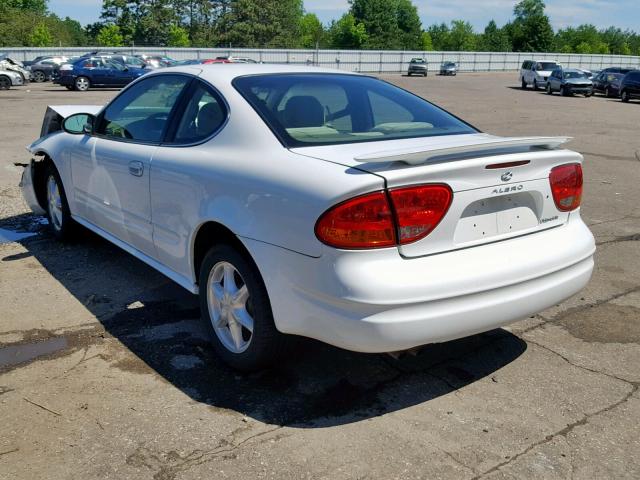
172;59;202;66
215;56;258;64
0;68;25;89
546;68;593;96
439;62;458;76
600;67;635;75
407;58;428;76
27;56;72;83
0;53;30;83
620;70;640;102
520;60;560;90
578;69;594;80
20;64;595;371
55;56;148;91
134;54;177;68
592;71;625;97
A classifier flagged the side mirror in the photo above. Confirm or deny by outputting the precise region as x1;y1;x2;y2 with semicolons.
63;113;95;135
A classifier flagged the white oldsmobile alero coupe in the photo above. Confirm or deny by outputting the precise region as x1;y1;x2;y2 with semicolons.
21;64;595;370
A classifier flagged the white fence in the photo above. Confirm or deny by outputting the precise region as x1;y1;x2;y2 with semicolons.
4;47;640;73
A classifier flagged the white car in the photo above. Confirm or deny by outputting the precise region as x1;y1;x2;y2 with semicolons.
520;60;560;90
20;65;595;370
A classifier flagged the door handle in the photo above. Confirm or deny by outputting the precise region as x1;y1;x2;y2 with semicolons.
128;161;144;177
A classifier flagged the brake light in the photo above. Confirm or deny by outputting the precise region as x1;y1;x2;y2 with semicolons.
549;163;583;211
315;184;453;249
315;191;396;249
389;184;453;244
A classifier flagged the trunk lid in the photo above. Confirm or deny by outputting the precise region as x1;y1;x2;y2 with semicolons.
293;134;582;258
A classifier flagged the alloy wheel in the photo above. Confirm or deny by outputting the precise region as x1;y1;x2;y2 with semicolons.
75;77;89;91
46;175;63;232
33;71;46;83
207;261;254;353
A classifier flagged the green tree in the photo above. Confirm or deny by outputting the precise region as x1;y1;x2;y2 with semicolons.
0;0;47;14
168;24;190;46
481;20;511;51
448;20;476;50
300;12;324;48
422;31;433;50
395;0;422;49
351;0;401;49
427;23;450;50
96;24;124;46
221;0;303;47
328;13;368;49
29;22;51;46
510;0;553;52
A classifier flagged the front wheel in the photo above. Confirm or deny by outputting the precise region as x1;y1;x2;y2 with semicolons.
546;83;553;95
521;78;527;89
533;80;539;90
621;90;630;103
74;76;90;91
606;87;613;98
199;244;289;371
45;165;77;241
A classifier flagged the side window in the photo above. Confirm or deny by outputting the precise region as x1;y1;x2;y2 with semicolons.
97;75;190;143
173;81;227;143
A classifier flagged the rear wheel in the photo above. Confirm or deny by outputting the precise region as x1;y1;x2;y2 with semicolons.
74;76;90;91
199;244;289;371
32;70;46;83
0;75;10;90
44;165;77;241
621;90;630;103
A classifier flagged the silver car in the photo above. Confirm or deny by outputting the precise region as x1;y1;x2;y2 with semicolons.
440;62;458;76
0;54;30;83
0;68;25;89
546;68;593;97
407;58;428;76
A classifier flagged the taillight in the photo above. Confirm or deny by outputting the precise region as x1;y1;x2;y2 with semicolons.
389;184;453;244
315;191;396;249
315;184;453;249
550;163;583;211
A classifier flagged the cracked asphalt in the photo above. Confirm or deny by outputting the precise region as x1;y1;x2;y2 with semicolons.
1;73;639;479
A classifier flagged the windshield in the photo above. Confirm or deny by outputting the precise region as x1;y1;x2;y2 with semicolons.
564;71;587;79
411;59;425;64
536;62;558;71
233;74;477;148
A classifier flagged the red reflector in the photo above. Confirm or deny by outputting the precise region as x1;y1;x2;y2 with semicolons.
389;184;453;244
315;191;396;249
485;160;531;169
549;163;583;212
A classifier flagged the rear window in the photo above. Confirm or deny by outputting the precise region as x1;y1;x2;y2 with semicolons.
233;74;477;148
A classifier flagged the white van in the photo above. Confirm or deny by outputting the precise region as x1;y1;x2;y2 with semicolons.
520;60;561;90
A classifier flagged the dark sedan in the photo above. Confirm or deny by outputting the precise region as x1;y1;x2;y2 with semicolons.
28;56;74;83
55;57;148;91
620;70;640;103
592;71;624;98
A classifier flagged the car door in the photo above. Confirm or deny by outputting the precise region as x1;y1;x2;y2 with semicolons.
70;74;192;257
148;79;228;279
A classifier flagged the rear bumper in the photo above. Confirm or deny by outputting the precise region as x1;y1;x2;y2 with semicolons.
244;216;595;353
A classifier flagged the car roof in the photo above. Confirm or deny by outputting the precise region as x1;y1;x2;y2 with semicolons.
163;64;361;83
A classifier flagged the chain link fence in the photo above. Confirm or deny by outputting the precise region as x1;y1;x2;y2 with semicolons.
4;47;640;73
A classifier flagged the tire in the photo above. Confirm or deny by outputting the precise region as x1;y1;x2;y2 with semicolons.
74;76;90;91
606;87;613;98
0;75;10;90
533;80;539;90
198;244;289;371
44;164;77;241
560;86;568;97
546;83;553;95
621;90;630;103
423;72;427;77
32;70;46;83
521;78;527;89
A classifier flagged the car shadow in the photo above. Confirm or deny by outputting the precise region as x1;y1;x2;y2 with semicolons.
2;212;527;428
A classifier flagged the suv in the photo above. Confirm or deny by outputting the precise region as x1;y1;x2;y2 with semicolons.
407;58;428;76
520;60;560;90
619;70;640;103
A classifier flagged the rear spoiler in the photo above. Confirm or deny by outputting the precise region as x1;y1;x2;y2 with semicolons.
353;137;572;165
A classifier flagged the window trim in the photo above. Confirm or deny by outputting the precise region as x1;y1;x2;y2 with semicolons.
232;72;480;149
161;77;231;148
93;72;196;146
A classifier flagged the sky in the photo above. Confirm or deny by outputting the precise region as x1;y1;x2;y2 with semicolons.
48;0;640;32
